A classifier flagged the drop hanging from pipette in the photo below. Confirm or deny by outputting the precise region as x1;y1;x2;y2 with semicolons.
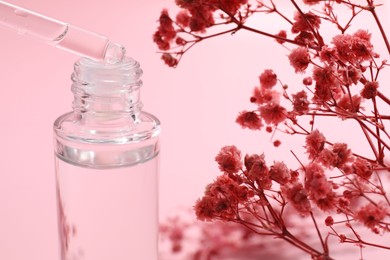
0;0;126;64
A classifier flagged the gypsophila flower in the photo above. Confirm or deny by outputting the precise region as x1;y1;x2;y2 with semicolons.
288;47;311;73
161;53;178;67
244;154;272;189
319;45;338;63
303;77;313;86
259;103;287;125
332;30;374;63
175;10;190;27
294;31;316;46
325;216;334;226
194;195;215;221
352;157;373;180
361;81;379;99
336;94;361;115
153;9;176;51
273;140;281;147
305;130;326;160
281;182;311;216
259;69;278;89
312;65;341;102
304;162;336;211
269;161;290;185
276;30;287;44
292;90;310;114
236;111;263;130
330;143;352;167
355;203;388;233
215;145;242;174
250;86;281;105
291;11;321;34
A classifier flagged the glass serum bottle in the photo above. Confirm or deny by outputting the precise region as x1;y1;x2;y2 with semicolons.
53;58;160;260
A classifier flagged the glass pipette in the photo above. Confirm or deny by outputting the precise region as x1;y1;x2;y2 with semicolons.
0;1;126;64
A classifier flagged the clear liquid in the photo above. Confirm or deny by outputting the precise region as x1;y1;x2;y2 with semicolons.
55;156;158;260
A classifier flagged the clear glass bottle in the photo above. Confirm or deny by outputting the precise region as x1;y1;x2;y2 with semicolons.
53;57;161;260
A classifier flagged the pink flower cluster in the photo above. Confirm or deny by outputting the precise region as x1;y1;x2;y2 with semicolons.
236;69;288;131
159;213;303;259
153;0;248;66
287;28;377;107
155;0;390;258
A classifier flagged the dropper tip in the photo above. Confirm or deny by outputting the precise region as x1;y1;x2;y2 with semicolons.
104;42;126;64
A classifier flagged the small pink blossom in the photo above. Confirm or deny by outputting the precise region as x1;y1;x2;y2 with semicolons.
250;87;280;105
196;174;252;221
338;197;350;212
269;161;290;185
317;148;338;168
275;30;287;44
319;46;338;63
294;31;315;45
361;81;378;99
303;77;313;86
259;103;287;125
215;146;243;174
292;90;310;114
236;111;263;130
354;29;371;42
355;203;388;233
175;10;191;27
153;9;177;51
281;182;311;216
332;30;374;63
291;11;321;33
304;162;336;211
352;157;373;179
244;154;272;189
318;143;352;168
273;140;281;147
312;65;341;102
331;143;353;167
194;195;215;221
305;130;326;160
352;29;374;61
259;69;278;89
188;8;215;32
336;94;361;115
312;66;338;87
325;216;334;226
175;37;186;45
340;66;362;85
265;126;273;133
161;53;178;67
288;47;311;73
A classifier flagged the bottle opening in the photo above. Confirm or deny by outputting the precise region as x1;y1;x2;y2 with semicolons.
71;57;143;115
72;57;143;89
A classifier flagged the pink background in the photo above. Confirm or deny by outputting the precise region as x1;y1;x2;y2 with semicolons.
0;0;389;259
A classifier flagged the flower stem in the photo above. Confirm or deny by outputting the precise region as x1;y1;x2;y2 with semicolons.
366;0;390;55
310;212;328;255
218;7;321;51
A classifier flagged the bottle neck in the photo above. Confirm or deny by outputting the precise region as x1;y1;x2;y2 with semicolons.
71;58;143;121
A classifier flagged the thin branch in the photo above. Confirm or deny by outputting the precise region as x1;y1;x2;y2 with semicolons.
366;0;390;54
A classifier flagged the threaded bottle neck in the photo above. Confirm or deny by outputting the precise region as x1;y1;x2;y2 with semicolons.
71;57;143;118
